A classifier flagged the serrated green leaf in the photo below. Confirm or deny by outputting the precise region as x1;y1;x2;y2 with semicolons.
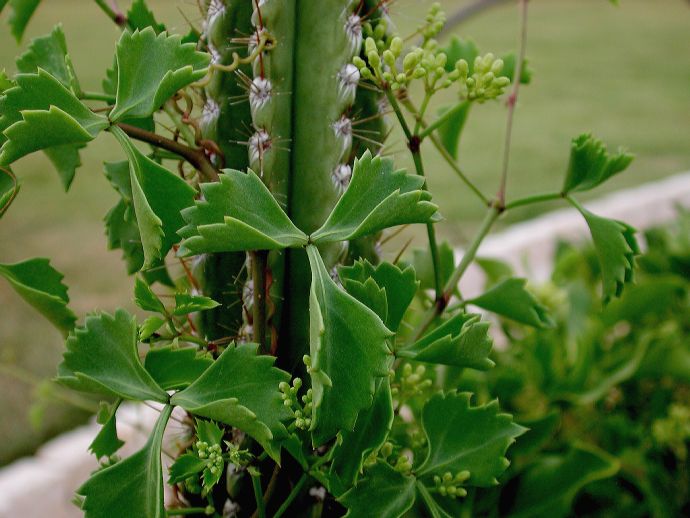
0;258;76;336
109;28;209;122
104;198;145;274
0;69;14;92
172;293;220;316
311;151;440;244
329;379;394;495
398;313;494;370
15;24;70;85
144;346;212;390
416;392;526;485
111;126;196;268
339;260;418;332
578;208;639;302
43;143;84;191
500;52;533;85
306;245;393;446
339;275;388;327
0;166;19;218
510;411;561;457
139;315;166;341
77;405;171;518
562;134;633;194
506;444;619;518
5;0;41;42
58;309;168;402
196;419;223;446
437;102;470;160
178;168;307;255
89;400;124;459
443;37;479;74
134;276;165;313
127;0;165;33
168;453;206;485
340;462;416;518
468;277;555;328
170;343;291;461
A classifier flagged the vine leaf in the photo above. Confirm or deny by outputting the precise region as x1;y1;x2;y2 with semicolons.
168;454;207;485
109;27;209;122
506;444;619;518
329;379;394;495
468;278;555;328
562;134;633;194
311;151;440;244
144;346;213;391
0;258;76;336
3;0;41;42
412;242;455;292
339;462;416;518
178;169;308;256
416;392;526;485
0;166;20;218
306;245;393;446
578;208;639;302
57;309;169;403
0;69;13;91
77;405;172;518
127;0;166;33
89;400;125;459
172;293;220;316
134;276;165;314
437;102;470;160
339;260;418;332
104;199;145;274
111;127;196;268
398;313;494;370
139;316;166;341
170;343;292;462
0;70;108;167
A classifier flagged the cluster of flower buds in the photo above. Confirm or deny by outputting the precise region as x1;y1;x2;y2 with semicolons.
458;53;511;103
280;377;314;430
378;441;413;474
433;470;471;499
419;2;446;42
196;441;224;477
652;404;690;460
392;363;433;401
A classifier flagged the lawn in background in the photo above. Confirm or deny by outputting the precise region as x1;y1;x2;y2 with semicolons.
0;0;688;464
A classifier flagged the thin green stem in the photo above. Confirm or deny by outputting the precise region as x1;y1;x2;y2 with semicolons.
166;507;209;516
504;191;563;211
80;91;116;103
251;250;269;354
414;91;432;135
384;89;413;142
419;100;469;141
273;474;308;518
416;482;443;518
93;0;127;27
496;0;529;206
249;468;266;518
565;193;586;213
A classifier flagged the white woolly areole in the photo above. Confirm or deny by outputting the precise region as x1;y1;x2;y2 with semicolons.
344;14;363;57
249;77;273;117
337;63;360;106
331;163;352;194
332;115;353;161
205;0;226;30
249;129;272;169
201;98;221;129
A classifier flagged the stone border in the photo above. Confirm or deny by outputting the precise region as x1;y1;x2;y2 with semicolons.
1;172;689;517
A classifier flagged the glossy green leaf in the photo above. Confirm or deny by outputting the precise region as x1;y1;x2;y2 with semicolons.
170;343;291;461
339;260;418;332
134;276;165;314
58;309;169;403
311;151;440;244
0;69;13;91
578;208;639;302
416;392;526;485
77;405;172;518
0;258;76;336
4;0;41;42
398;313;494;370
144;346;212;390
178;169;307;256
127;0;165;33
506;444;619;518
15;24;70;85
104;199;145;274
329;379;394;494
340;462;416;518
0;166;19;218
89;400;124;459
168;453;206;485
562;134;633;194
306;245;393;446
172;293;220;316
196;419;223;446
111;127;196;268
339;276;388;326
43;144;84;191
468;277;555;328
109;28;209;121
437;102;470;160
500;52;533;85
139;316;166;341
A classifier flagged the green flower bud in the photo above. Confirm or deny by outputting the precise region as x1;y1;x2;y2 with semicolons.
413;67;427;79
365;37;377;54
353;56;366;69
390;37;403;56
368;50;381;69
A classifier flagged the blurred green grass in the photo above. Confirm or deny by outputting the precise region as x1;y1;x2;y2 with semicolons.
0;0;688;464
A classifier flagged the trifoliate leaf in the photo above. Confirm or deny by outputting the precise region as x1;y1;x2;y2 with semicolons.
168;453;206;485
311;151;440;244
58;309;168;403
562;134;633;194
437;102;470;160
506;444;619;518
412;241;455;292
0;166;20;218
172;293;220;316
0;70;108;166
339;260;418;332
4;0;41;42
139;316;166;341
77;405;171;518
468;277;555;328
178;169;307;256
416;392;526;486
170;343;291;461
89;400;124;459
111;127;196;268
109;28;209;121
15;24;70;86
329;379;394;495
0;258;76;336
578;208;639;302
134;276;165;313
398;313;494;370
340;462;416;518
127;0;165;33
306;245;393;446
144;346;212;390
